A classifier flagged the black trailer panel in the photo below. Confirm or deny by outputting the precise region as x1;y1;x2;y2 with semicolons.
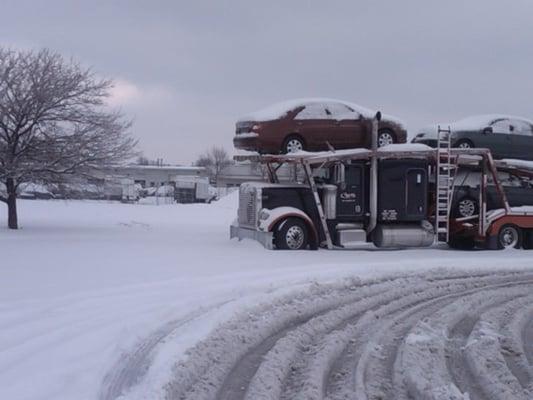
378;159;428;222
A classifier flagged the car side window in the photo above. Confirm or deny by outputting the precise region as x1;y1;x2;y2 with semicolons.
510;120;533;136
497;172;523;187
294;104;330;120
326;103;361;120
490;119;513;134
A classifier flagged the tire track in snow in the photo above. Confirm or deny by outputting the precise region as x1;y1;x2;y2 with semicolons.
523;316;533;367
99;299;233;400
161;271;533;400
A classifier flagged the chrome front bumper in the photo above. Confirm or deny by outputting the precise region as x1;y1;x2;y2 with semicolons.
230;222;274;250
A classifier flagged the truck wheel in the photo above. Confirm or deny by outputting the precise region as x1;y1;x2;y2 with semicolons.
454;139;474;149
274;218;309;250
497;224;522;249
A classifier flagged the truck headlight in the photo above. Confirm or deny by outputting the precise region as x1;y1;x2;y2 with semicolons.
259;210;270;221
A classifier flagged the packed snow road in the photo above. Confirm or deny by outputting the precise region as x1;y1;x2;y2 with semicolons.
3;197;533;400
166;270;533;400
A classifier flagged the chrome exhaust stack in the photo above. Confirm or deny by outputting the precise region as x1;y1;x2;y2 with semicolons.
367;111;381;235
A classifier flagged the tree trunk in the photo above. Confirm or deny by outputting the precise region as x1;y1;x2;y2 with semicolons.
6;178;18;229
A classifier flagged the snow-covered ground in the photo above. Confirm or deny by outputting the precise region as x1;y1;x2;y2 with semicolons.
2;195;533;400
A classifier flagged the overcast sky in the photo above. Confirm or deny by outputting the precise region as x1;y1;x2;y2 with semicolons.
2;0;533;164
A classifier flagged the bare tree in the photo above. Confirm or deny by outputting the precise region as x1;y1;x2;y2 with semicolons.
136;155;165;166
0;48;137;229
195;146;232;184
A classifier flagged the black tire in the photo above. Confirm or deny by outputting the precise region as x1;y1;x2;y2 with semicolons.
448;236;476;250
454;197;479;218
377;130;395;147
497;224;522;250
454;139;474;149
282;135;305;154
274;217;309;250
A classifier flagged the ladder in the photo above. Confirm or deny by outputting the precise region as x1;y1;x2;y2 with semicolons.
435;125;456;243
302;160;333;249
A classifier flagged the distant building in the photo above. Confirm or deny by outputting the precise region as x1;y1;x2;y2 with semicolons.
216;161;300;188
106;165;208;188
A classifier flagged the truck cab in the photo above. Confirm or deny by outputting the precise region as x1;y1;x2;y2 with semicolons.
231;154;433;250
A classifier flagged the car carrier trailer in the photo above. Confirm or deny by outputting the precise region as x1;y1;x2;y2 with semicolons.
230;116;533;250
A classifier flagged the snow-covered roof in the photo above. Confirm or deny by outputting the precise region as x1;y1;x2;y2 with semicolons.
498;159;533;171
418;114;533;137
237;97;404;127
117;165;206;172
378;143;433;153
255;144;439;165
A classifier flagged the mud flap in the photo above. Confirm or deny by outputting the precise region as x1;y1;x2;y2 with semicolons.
485;235;500;250
522;230;533;250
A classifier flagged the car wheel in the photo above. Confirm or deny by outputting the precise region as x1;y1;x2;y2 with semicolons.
274;218;309;250
455;139;474;149
282;136;305;153
377;130;395;147
456;197;478;218
498;224;522;249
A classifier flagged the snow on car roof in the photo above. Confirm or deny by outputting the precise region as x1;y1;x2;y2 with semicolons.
237;97;405;127
450;114;533;131
418;114;533;137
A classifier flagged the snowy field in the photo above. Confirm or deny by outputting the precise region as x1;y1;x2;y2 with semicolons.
2;195;533;400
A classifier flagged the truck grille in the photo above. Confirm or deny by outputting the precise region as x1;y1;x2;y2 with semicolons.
238;186;258;228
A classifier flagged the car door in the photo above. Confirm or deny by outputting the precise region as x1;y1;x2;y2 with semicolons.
336;164;364;218
293;103;335;150
325;103;365;149
507;119;533;160
485;119;514;158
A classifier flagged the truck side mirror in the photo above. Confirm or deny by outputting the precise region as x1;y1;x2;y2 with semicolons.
482;127;493;134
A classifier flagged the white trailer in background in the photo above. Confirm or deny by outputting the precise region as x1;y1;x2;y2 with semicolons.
173;176;216;203
120;178;139;203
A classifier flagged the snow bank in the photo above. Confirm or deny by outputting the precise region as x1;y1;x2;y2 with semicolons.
1;199;533;400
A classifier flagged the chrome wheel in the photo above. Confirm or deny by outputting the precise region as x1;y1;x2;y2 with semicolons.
458;199;476;217
499;226;520;249
285;225;305;250
457;141;472;149
378;132;394;147
285;138;304;153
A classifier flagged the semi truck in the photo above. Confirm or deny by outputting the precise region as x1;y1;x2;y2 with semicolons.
230;115;533;251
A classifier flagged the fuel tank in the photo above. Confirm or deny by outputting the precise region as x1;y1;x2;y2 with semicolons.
372;222;434;248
